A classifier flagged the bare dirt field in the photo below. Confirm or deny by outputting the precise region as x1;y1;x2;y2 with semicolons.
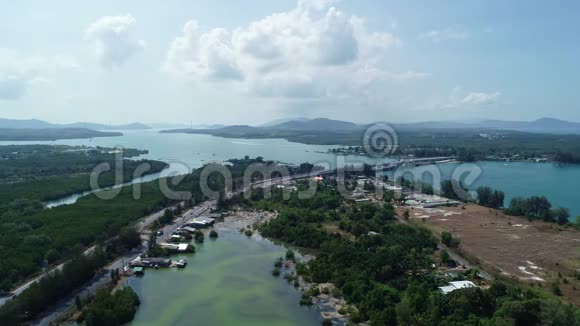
400;203;580;306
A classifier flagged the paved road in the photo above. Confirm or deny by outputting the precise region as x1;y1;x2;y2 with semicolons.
7;171;328;324
0;208;171;308
32;201;215;326
155;201;215;244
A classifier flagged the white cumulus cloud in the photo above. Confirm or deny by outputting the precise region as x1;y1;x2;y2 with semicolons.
434;88;501;110
165;21;243;81
461;91;501;105
85;14;145;68
164;0;412;101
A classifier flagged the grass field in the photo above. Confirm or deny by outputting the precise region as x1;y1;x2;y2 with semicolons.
402;203;580;306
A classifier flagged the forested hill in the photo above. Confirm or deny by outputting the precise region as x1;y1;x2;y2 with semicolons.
0;128;122;141
0;118;151;130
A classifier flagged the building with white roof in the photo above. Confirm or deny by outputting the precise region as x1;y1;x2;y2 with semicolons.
438;281;477;294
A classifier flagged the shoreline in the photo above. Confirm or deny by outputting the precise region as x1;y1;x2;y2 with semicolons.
217;209;353;325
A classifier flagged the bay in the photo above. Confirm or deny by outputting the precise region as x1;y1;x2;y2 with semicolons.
2;130;579;216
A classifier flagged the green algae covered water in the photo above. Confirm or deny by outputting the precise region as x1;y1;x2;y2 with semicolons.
127;228;320;326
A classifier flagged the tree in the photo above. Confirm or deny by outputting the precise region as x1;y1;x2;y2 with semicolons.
505;197;527;216
159;209;174;225
440;250;451;265
551;207;570;225
75;295;83;310
441;231;460;248
194;230;204;243
118;227;141;250
526;196;552;219
491;190;505;209
477;187;505;209
84;287;140;326
440;180;468;201
477;186;493;206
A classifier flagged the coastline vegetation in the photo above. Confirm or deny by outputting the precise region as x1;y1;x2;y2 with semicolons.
0;145;167;206
0;181;172;292
0;155;279;322
163;127;580;164
82;287;141;326
224;182;580;325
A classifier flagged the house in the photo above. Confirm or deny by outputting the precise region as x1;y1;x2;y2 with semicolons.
438;281;477;294
178;243;189;252
182;226;198;233
186;216;216;229
133;267;144;276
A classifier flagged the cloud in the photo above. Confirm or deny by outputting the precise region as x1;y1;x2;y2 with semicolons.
165;0;413;101
461;91;501;105
420;26;469;43
0;50;80;100
435;88;501;110
165;21;243;81
85;14;145;68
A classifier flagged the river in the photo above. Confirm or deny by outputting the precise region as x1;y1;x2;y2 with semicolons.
1;129;579;216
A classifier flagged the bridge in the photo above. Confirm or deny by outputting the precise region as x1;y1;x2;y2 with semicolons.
373;156;456;171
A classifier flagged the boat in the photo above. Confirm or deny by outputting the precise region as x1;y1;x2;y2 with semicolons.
176;259;188;268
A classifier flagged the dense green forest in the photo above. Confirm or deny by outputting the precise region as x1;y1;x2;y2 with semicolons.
0;249;109;324
0;181;172;291
0;145;153;182
223;184;580;325
0;158;167;205
0;156;281;293
0;145;166;291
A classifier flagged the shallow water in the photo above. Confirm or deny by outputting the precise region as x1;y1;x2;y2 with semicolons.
127;228;320;326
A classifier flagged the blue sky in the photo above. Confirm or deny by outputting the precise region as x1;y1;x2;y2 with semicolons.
0;0;578;125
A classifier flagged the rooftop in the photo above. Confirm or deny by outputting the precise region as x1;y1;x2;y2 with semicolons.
438;280;477;294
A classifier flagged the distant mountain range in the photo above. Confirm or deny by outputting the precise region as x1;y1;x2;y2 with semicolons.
161;117;580;144
3;116;579;136
0;119;152;130
392;117;580;134
253;117;580;135
0;128;122;141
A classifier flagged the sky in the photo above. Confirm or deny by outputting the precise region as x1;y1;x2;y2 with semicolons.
0;0;578;125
